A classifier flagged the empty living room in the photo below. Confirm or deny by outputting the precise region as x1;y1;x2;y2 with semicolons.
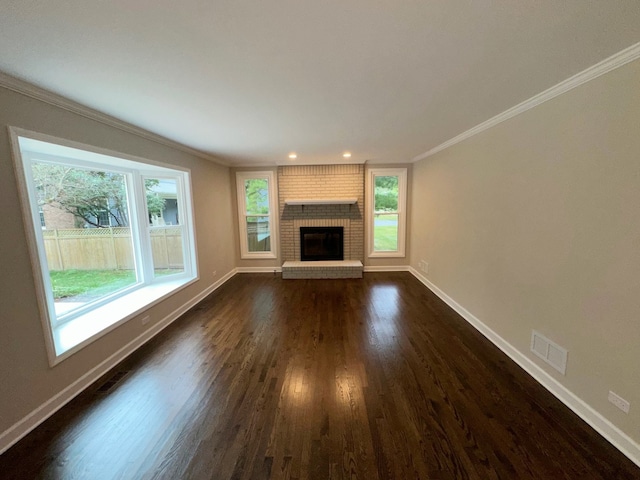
1;2;639;479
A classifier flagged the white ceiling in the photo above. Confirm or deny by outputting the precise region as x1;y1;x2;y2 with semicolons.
1;1;639;166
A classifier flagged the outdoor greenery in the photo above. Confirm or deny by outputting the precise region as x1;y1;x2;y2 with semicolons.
373;214;399;251
50;269;178;300
244;178;269;214
50;269;137;299
145;179;167;220
373;175;399;251
32;163;165;227
374;175;399;212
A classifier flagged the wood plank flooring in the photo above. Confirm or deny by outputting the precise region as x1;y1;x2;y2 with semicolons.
1;273;638;479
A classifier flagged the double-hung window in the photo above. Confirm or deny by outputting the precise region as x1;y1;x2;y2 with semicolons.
236;171;278;259
367;168;407;257
10;128;197;363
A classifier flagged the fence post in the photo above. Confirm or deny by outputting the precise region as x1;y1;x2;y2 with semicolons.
54;229;64;270
163;227;169;268
108;227;118;270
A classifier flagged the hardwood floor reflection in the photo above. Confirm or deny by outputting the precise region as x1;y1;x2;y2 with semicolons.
1;273;638;479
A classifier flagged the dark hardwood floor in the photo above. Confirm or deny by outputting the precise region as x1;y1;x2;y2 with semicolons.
1;273;638;479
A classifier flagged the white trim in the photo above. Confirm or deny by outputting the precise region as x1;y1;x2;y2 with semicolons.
10;127;194;173
366;167;407;258
10;128;199;361
363;265;411;272
413;42;640;162
0;268;238;456
409;267;640;469
0;72;227;166
236;266;283;273
283;260;362;268
50;278;198;366
235;171;279;260
8;129;59;364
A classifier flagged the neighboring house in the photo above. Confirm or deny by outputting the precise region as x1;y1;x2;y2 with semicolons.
40;181;178;229
41;201;126;229
148;179;179;226
41;202;75;229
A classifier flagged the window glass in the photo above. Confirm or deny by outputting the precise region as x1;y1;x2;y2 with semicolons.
374;176;399;211
373;175;399;251
368;168;407;257
12;130;197;360
32;162;138;319
246;216;271;252
146;178;185;277
244;178;269;215
236;172;277;259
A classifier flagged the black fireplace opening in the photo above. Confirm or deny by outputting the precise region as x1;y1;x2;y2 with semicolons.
300;227;344;261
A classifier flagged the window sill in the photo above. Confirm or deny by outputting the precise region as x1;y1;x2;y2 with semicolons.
368;251;406;258
51;276;196;365
240;252;278;260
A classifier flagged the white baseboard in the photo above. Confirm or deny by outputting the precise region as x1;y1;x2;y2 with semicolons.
364;265;411;272
236;266;282;273
409;267;640;468
0;268;238;455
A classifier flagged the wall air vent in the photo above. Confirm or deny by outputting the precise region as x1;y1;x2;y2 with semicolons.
96;370;130;394
531;330;568;375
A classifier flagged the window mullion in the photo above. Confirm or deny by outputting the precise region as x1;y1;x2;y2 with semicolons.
175;175;191;278
129;172;152;284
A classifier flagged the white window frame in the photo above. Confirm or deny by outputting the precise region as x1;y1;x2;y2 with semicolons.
235;171;278;259
366;167;407;258
9;127;198;365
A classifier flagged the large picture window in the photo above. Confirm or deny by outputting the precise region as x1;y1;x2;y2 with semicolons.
367;168;407;257
236;171;278;259
10;128;197;363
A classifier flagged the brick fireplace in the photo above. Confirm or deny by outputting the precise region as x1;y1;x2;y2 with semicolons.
278;164;364;278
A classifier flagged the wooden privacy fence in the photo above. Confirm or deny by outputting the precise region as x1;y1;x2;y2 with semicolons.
42;227;184;271
247;221;271;252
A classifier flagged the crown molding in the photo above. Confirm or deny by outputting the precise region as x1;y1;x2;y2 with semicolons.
0;72;227;166
413;41;640;163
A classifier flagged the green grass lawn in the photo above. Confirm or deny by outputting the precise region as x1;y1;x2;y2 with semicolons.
374;214;399;251
49;269;180;300
50;269;137;299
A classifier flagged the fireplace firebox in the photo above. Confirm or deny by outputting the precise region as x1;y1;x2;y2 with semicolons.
300;227;344;261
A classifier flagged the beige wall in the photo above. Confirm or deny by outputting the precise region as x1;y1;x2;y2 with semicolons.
410;59;640;443
0;87;236;436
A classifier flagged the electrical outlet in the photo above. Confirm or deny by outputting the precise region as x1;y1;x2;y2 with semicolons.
212;270;217;277
608;391;630;414
141;315;151;326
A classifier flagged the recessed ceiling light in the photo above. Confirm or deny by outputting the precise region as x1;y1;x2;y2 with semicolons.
343;152;351;158
288;153;297;159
